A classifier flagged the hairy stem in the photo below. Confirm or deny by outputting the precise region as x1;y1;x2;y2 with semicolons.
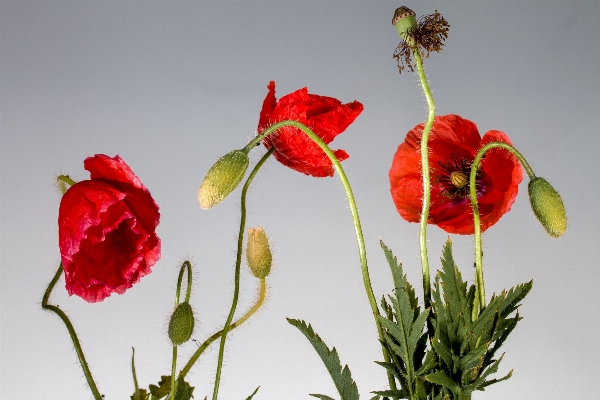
245;120;394;388
469;141;534;316
211;148;274;400
179;277;267;380
42;264;103;400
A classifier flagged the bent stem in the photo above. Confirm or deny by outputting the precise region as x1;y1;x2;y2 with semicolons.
245;120;396;389
179;277;267;380
211;148;274;400
42;263;103;400
469;141;535;317
170;261;193;400
412;43;436;315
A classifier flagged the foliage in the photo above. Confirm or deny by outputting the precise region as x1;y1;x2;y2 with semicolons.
288;318;360;400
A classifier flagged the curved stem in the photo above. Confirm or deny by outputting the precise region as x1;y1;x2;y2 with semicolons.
211;148;274;400
469;141;535;316
179;277;267;380
42;263;103;400
175;260;193;306
170;260;194;398
412;46;436;314
245;120;395;388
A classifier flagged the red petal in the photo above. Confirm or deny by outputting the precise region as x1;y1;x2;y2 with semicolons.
258;81;277;134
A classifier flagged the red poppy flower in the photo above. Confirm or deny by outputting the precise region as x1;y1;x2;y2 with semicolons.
58;154;161;302
257;81;363;177
389;114;523;234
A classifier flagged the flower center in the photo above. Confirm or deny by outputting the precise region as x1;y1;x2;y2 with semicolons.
434;154;481;199
449;171;468;188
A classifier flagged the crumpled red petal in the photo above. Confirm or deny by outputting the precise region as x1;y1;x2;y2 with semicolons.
58;154;160;302
257;81;363;177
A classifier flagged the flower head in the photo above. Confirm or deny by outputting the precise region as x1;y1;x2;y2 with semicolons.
389;114;523;234
58;154;161;302
257;81;363;177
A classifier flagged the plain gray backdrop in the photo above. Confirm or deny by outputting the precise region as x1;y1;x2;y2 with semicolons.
1;1;599;399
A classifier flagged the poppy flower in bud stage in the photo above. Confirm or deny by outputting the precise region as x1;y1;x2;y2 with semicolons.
389;114;523;234
257;81;364;177
58;154;161;302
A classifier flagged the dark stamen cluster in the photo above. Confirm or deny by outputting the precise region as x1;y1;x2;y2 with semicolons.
393;10;450;74
434;154;480;199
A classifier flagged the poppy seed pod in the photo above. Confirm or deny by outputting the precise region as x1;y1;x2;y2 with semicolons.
392;6;418;39
246;227;272;278
528;177;567;238
168;302;195;346
198;150;249;209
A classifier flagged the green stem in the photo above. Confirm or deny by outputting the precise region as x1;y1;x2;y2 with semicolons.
42;263;103;400
179;277;267;380
169;346;178;400
211;148;274;400
469;141;535;316
412;45;436;314
131;347;139;393
245;120;395;390
170;260;194;399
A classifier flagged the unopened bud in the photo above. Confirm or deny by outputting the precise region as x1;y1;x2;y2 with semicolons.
528;177;567;238
246;227;272;278
392;6;418;39
168;302;195;345
198;150;249;209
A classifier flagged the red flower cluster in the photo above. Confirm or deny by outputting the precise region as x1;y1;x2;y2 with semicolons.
58;155;161;302
257;81;363;177
389;114;523;234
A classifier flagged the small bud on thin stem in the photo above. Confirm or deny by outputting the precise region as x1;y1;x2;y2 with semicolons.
246;227;273;278
528;177;567;238
199;150;249;209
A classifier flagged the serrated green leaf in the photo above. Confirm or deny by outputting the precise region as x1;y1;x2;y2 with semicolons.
244;386;260;400
415;349;438;376
371;389;408;399
310;394;337;400
149;376;171;400
498;281;532;319
288;318;359;400
173;374;194;400
425;371;459;394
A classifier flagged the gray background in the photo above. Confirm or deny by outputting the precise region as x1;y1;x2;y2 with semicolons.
2;1;599;399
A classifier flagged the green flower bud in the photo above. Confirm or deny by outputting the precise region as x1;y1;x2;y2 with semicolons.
392;6;418;39
528;177;567;238
246;226;272;278
168;302;195;346
198;150;249;209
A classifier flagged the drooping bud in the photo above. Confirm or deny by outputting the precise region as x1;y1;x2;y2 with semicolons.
528;177;567;238
246;226;272;278
198;150;249;209
168;302;195;346
392;6;418;39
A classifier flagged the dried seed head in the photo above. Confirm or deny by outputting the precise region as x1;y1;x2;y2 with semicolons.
198;150;249;209
528;177;567;238
392;8;450;74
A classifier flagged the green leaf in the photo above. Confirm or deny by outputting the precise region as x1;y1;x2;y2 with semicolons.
371;388;408;399
310;395;337;400
245;386;260;400
425;371;459;395
173;374;194;400
287;318;359;400
149;376;171;400
131;388;149;400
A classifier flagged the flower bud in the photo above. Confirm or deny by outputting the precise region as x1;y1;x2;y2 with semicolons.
392;6;418;39
168;302;195;346
198;150;249;209
246;227;272;278
528;177;567;238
